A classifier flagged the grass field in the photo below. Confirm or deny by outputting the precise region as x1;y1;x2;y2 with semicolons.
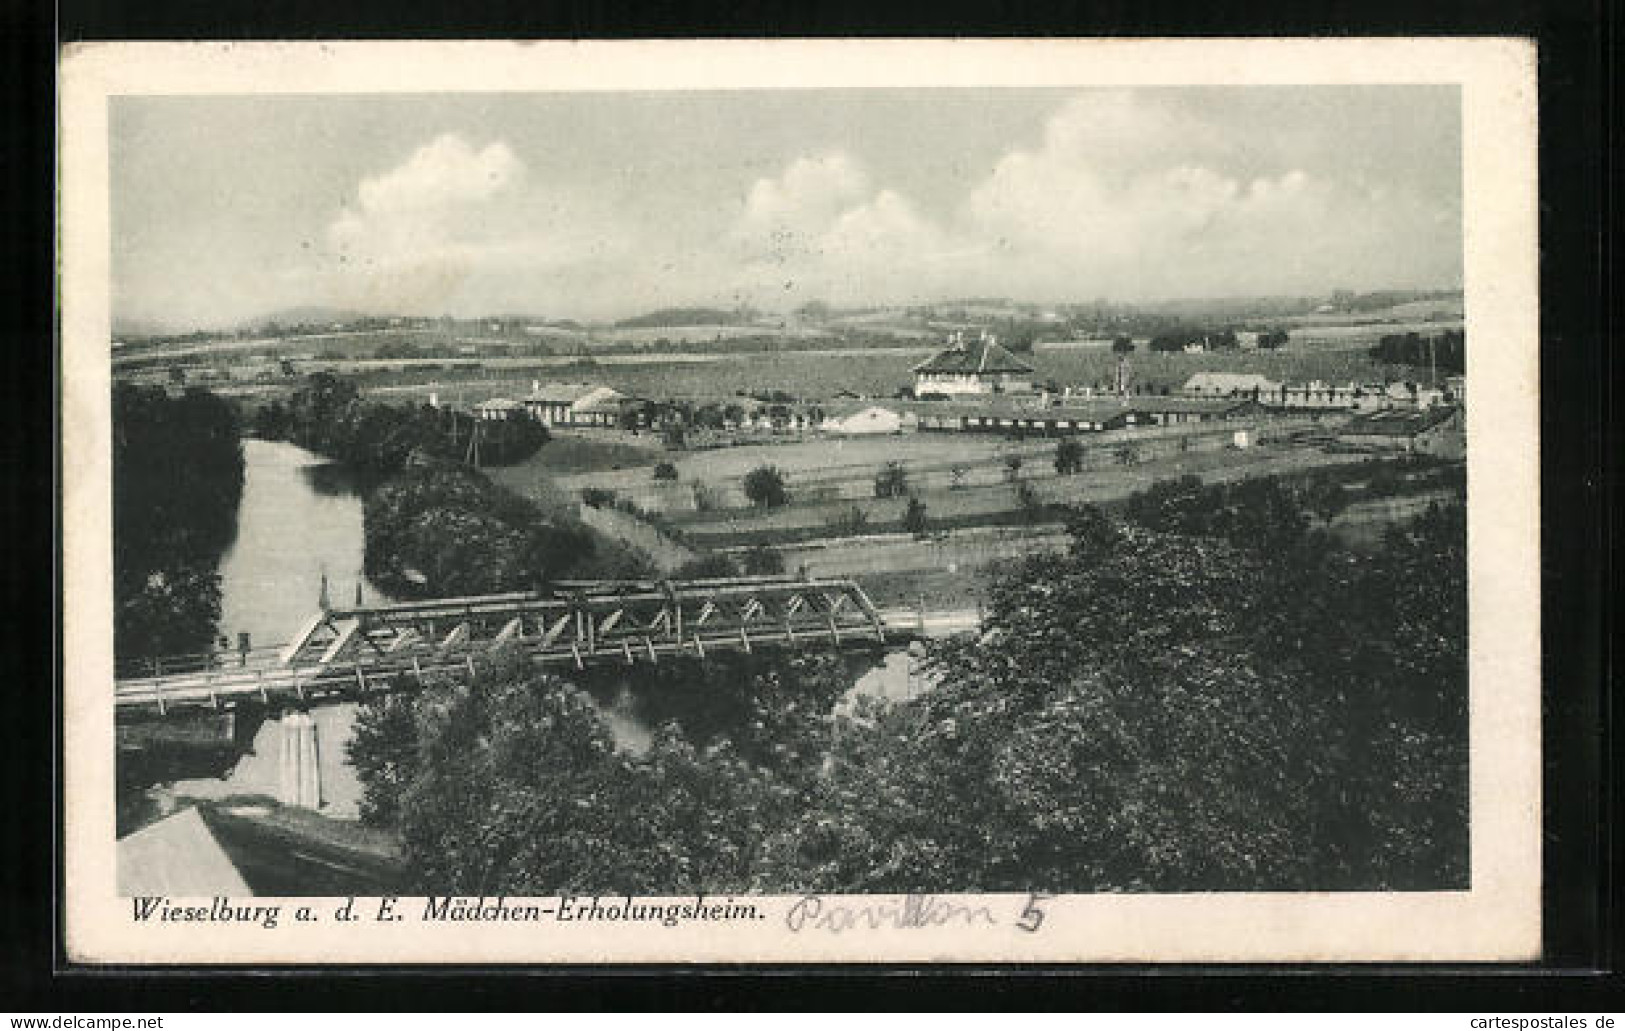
524;434;665;475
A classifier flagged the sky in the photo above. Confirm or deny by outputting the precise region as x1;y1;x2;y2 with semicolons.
110;87;1462;331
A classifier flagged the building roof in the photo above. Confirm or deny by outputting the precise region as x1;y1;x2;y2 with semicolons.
118;806;252;896
822;403;904;422
1180;372;1281;395
1131;396;1258;415
912;339;1036;376
570;386;630;415
524;382;601;405
475;397;523;412
905;398;1141;423
1339;407;1459;438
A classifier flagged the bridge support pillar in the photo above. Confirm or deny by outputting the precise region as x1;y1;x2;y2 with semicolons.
277;711;323;810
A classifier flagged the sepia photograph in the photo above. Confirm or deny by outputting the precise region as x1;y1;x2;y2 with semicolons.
59;39;1540;964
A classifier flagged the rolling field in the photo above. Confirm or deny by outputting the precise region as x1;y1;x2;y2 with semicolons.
351;330;1441;411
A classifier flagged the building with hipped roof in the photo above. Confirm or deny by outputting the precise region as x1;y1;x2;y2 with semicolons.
912;331;1036;397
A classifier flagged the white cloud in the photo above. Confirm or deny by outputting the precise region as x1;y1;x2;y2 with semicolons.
724;154;967;307
313;134;651;315
959;92;1460;299
356;135;522;213
295;100;1459;320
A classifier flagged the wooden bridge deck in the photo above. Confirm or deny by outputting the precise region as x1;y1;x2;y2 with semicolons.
115;576;907;720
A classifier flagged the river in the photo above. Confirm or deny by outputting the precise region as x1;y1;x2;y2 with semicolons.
216;439;400;647
161;439;404;818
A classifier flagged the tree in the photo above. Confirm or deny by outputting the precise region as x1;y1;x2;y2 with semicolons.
902;497;930;537
115;563;225;667
661;422;686;449
1003;454;1024;481
1111;335;1134;354
1257;329;1290;349
761;504;1467;893
1054;439;1085;475
366;458;647;596
358;647;859;895
1123;474;1308;553
742;464;790;510
391;652;782;894
652;461;679;482
873;461;910;498
113;384;244;665
348;693;421;827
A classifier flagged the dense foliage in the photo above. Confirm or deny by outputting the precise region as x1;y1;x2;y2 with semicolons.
1368;330;1465;374
365;458;652;596
762;501;1466;892
352;491;1467;893
1149;327;1240;352
351;650;839;894
113;384;245;664
1123;474;1309;550
255;373;549;476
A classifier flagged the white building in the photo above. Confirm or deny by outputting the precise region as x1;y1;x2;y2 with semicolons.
475;397;525;421
1180;372;1281;398
521;382;625;426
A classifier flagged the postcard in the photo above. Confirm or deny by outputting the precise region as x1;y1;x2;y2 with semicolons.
60;37;1540;964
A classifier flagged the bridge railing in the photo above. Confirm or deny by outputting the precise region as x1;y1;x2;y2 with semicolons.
114;643;292;680
115;577;902;719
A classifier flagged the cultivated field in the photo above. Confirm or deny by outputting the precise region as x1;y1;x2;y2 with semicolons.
659;442;1380;548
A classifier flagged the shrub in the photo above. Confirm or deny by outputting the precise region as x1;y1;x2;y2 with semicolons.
873;461;909;498
825;505;871;536
902;497;930;538
689;480;722;512
580;487;617;509
1054;439;1084;475
1015;481;1045;523
743;465;790;510
653;461;679;482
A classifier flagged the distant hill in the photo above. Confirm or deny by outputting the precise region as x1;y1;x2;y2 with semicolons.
111;316;170;339
237;306;375;332
614;307;756;329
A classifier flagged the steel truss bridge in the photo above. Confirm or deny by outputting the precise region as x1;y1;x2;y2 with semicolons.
114;577;903;721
